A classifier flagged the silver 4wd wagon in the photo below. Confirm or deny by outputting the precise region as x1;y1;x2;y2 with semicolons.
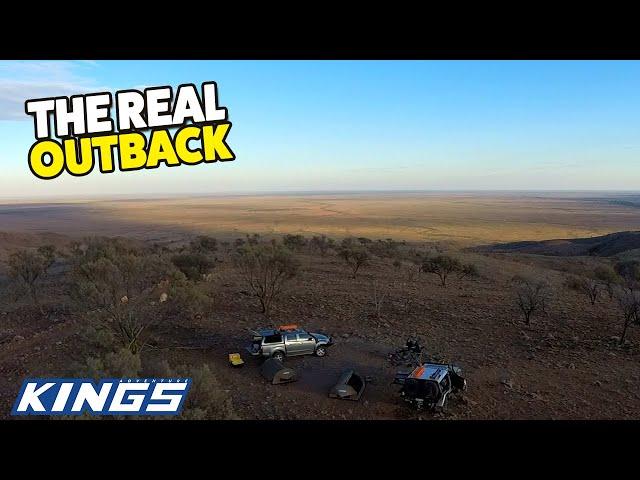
247;325;333;362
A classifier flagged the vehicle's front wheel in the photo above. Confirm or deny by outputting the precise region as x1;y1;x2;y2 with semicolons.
272;351;285;362
315;345;327;357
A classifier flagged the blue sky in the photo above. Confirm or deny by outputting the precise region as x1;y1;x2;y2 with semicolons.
1;60;639;198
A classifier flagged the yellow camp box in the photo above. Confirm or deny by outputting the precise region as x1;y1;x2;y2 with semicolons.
228;353;245;368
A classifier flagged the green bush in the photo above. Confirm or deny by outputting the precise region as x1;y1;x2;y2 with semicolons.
7;245;56;312
189;235;218;254
282;234;307;250
309;235;334;256
171;253;215;281
152;360;238;419
421;255;461;287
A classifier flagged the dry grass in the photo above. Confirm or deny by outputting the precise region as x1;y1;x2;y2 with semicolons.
2;193;639;246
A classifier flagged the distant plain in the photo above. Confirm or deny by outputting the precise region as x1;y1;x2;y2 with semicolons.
1;192;639;246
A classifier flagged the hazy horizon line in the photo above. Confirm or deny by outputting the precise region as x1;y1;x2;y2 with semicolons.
1;189;640;204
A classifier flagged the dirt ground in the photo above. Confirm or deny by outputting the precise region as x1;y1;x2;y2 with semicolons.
1;231;639;420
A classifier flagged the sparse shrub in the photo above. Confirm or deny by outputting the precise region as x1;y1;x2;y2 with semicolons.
565;275;600;305
340;237;356;249
171;253;215;281
7;245;56;313
234;238;245;248
75;354;236;420
166;276;215;320
357;237;372;245
232;243;300;316
595;265;621;299
615;260;640;292
309;235;333;256
152;361;238;419
82;347;143;379
458;263;479;280
392;259;402;269
282;234;307;251
246;233;261;246
406;263;421;282
189;235;218;254
511;275;551;325
421;255;461;287
338;244;370;279
372;281;388;321
369;238;401;258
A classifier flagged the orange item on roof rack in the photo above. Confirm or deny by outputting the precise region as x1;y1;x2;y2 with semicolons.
278;324;299;331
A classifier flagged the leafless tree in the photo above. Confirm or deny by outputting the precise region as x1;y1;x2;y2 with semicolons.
406;263;421;282
565;275;600;305
616;289;640;345
372;281;388;321
457;263;479;280
511;275;551;325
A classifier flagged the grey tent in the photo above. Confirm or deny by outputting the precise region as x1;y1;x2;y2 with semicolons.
328;369;366;401
260;358;297;385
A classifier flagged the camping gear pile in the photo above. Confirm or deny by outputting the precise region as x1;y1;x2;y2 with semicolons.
228;327;466;411
388;336;424;367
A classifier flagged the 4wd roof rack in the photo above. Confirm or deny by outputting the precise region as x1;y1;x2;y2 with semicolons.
278;324;299;332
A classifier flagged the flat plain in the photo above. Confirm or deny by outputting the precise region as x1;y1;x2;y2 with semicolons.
2;192;640;245
1;191;640;420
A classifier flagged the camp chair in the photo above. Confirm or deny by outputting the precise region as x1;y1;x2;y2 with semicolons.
228;353;245;368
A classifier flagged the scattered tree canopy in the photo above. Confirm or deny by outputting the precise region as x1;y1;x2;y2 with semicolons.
233;243;300;316
171;253;215;281
7;245;56;312
338;241;370;279
421;255;461;287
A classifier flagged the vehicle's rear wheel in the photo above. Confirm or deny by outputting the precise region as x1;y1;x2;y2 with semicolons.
272;351;285;362
315;345;327;357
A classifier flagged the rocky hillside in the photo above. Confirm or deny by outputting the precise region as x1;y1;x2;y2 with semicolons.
477;231;640;257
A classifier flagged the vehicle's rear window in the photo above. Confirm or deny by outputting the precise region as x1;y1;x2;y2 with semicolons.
404;379;439;400
264;334;282;344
